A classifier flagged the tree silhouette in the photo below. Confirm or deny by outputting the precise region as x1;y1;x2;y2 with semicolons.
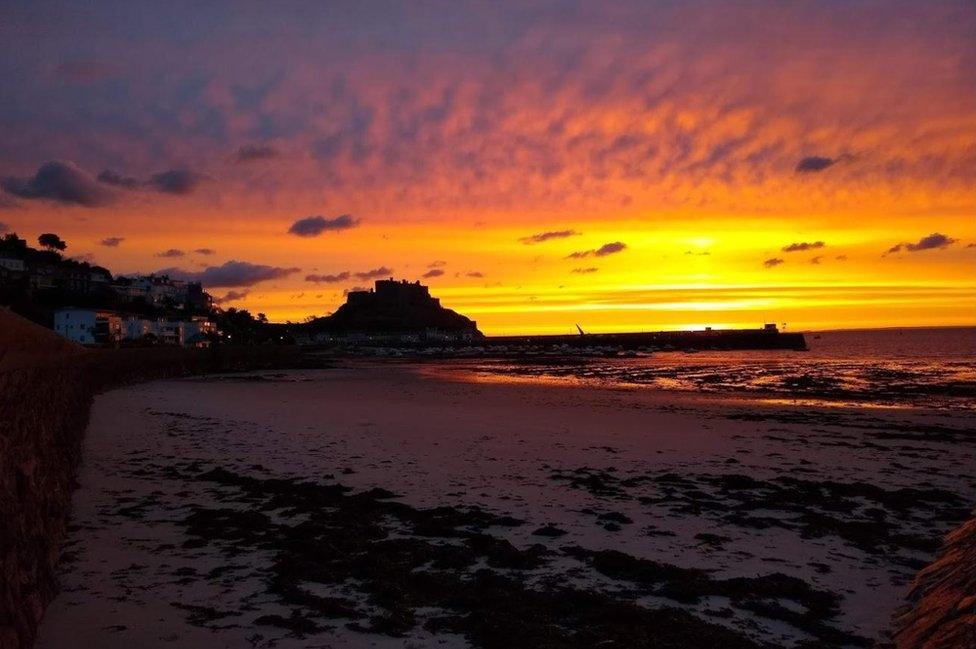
38;233;67;251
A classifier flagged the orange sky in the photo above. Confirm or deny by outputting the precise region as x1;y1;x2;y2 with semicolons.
1;2;974;334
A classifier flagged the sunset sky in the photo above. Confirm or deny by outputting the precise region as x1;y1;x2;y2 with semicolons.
1;1;974;334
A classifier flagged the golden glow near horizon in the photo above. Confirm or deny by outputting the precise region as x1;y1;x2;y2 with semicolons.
2;3;974;334
10;213;972;334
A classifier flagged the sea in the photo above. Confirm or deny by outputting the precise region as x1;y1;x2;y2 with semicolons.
461;326;976;410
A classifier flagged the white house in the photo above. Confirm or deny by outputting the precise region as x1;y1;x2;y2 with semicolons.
54;309;122;345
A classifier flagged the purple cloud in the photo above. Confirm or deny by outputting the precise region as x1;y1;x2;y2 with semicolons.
288;214;360;237
887;232;958;254
154;248;185;258
214;290;249;304
763;257;785;268
1;161;113;207
422;268;445;278
158;260;300;287
782;241;825;252
98;168;206;195
100;236;124;247
520;230;580;244
97;169;140;189
354;266;392;280
149;169;207;195
795;156;836;173
305;271;351;283
568;241;627;259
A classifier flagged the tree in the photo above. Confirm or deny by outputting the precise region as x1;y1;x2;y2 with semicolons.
38;233;67;251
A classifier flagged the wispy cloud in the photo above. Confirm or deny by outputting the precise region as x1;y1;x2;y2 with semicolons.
782;241;825;253
520;230;580;245
305;271;351;283
98;168;207;195
568;242;627;259
354;266;392;280
214;289;249;304
887;232;957;254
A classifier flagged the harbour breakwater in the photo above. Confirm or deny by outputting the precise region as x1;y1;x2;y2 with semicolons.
484;328;808;351
0;310;309;649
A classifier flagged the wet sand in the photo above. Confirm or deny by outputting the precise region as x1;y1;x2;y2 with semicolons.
36;362;976;648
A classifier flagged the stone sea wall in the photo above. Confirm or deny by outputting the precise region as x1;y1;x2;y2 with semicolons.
0;310;307;649
894;512;976;649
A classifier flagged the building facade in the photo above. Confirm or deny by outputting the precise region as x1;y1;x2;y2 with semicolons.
55;309;216;347
54;309;123;345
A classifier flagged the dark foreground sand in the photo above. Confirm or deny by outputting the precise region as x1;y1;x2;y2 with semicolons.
36;363;976;648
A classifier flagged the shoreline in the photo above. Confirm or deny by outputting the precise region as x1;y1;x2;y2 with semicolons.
34;363;976;648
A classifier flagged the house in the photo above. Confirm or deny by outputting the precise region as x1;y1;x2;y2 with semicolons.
112;277;150;302
180;317;217;346
0;254;25;273
54;308;122;346
119;315;217;346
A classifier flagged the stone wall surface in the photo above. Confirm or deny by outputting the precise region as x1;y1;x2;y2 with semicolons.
0;308;305;649
894;513;976;649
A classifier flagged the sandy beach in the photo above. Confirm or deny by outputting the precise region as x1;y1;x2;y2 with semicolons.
35;362;976;648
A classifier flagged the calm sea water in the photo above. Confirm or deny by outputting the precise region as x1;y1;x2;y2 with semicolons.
467;327;976;410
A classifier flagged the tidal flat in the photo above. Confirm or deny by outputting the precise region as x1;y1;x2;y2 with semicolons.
36;362;976;648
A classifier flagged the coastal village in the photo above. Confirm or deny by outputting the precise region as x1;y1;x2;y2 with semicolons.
1;233;218;347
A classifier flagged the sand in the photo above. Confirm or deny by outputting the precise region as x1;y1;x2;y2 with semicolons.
35;362;976;648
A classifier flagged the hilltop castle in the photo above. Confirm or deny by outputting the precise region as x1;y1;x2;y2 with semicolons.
303;278;481;342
